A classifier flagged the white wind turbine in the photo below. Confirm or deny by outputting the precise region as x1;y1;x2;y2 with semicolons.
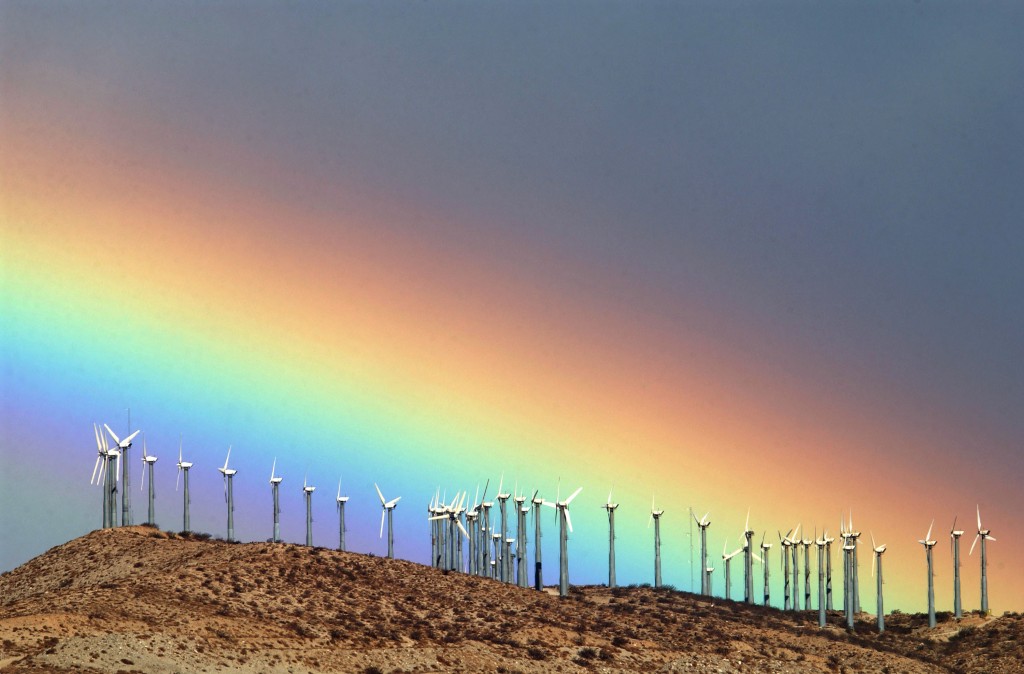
514;487;529;587
104;422;140;526
139;435;158;526
336;477;349;551
815;529;827;628
603;487;619;588
918;519;937;629
531;489;545;590
543;481;582;597
269;459;283;543
871;532;886;633
175;437;192;533
90;423;118;529
692;510;712;595
741;509;754;604
722;540;743;601
375;483;401;559
303;475;316;547
495;475;511;583
970;505;996;614
760;533;772;607
779;526;798;610
950;515;964;618
801;528;813;610
218;446;237;542
649;496;665;588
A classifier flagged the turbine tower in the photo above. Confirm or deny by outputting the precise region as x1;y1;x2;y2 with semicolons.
791;524;802;612
722;540;743;601
970;505;996;615
543;483;582;597
218;446;237;542
760;533;772;607
269;459;282;543
779;528;797;610
104;421;140;526
950;516;964;619
871;532;886;633
843;533;856;630
303;475;316;547
815;530;827;628
375;483;401;559
692;511;711;595
479;483;493;578
848;512;862;614
515;489;529;587
175;437;192;533
531;490;545;590
139;435;158;526
90;423;118;529
650;496;665;588
823;529;835;611
742;509;754;604
495;475;511;583
603;488;619;588
918;519;937;629
336;478;349;551
802;529;813;610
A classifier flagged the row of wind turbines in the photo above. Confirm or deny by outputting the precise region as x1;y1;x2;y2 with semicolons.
88;421;997;629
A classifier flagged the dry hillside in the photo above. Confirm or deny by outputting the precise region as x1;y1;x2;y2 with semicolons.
1;527;1021;673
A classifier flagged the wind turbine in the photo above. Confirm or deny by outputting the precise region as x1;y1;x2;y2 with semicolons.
531;489;544;590
175;437;192;533
464;487;481;574
970;505;996;614
104;421;140;526
139;435;158;526
218;446;237;542
791;524;802;612
823;529;835;612
515;488;529;587
722;540;743;601
90;423;118;529
950;516;964;619
303;475;316;547
918;519;937;628
336;478;349;551
543;482;582;597
849;512;862;614
479;482;493;578
843;531;856;630
269;459;283;543
692;510;711;595
779;527;797;610
760;533;772;607
871;532;886;633
375;483;401;559
602;487;619;588
649;496;665;588
815;530;827;628
495;475;511;583
802;529;813;610
742;509;754;604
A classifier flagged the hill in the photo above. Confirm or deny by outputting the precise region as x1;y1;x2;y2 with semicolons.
1;527;1021;673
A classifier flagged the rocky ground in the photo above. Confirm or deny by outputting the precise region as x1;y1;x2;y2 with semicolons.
1;527;1020;673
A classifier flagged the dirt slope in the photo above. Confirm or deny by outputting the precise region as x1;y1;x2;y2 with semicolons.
1;527;1020;673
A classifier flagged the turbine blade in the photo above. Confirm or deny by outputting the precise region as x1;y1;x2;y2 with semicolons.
140;461;146;491
380;508;386;538
123;430;141;445
457;520;470;539
969;533;979;556
103;423;121;445
94;423;102;452
91;455;102;485
337;477;342;500
565;509;573;533
566;486;582;504
271;457;277;481
977;504;982;532
175;465;181;491
375;483;386;505
926;519;934;543
745;507;750;532
223;445;231;471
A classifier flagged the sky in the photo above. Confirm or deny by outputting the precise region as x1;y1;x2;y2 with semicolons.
2;1;1022;615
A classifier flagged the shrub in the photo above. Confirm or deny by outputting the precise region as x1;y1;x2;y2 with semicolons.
526;646;547;660
577;647;598;660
